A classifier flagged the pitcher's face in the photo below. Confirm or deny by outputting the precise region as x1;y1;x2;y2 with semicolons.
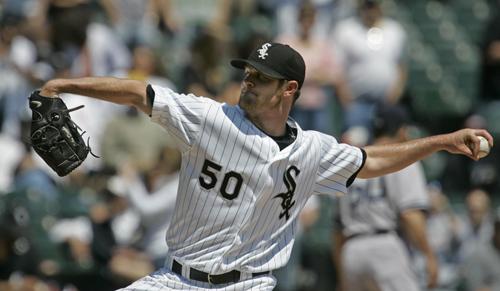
239;66;285;114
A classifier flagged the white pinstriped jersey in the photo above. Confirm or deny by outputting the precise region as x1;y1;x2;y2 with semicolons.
150;85;364;275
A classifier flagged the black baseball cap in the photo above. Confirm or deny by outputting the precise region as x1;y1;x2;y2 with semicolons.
231;42;306;89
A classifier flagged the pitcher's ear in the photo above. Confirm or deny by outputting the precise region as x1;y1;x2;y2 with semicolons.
285;80;299;97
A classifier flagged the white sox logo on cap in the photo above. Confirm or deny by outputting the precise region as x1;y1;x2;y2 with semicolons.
257;43;272;60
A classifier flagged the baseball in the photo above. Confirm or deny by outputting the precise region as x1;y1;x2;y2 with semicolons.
478;136;490;158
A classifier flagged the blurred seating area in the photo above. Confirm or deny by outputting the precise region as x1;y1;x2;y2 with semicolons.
395;0;487;124
0;0;499;290
380;0;500;202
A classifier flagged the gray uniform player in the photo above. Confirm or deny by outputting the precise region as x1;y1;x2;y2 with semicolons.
334;105;438;291
39;42;492;290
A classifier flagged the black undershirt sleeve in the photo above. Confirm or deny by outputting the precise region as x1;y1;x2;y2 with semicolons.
146;84;155;116
346;148;367;187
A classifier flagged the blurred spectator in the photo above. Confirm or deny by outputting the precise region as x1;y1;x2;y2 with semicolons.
1;0;38;19
0;274;57;291
126;45;176;89
49;216;93;267
112;145;181;268
460;208;500;291
274;0;356;38
13;150;59;201
7;117;57;200
100;45;175;172
421;183;463;290
100;107;174;173
179;25;232;100
212;0;270;40
34;0;131;77
0;14;38;137
70;21;131;77
0;132;25;192
88;186;150;289
100;0;179;48
331;0;407;135
479;2;500;102
42;0;93;55
276;0;352;134
0;214;19;280
215;0;275;50
457;188;495;260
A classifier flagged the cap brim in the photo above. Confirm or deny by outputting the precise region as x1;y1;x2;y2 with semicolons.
230;59;286;80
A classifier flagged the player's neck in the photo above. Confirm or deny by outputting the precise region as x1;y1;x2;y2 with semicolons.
243;107;287;136
242;99;292;137
251;116;287;137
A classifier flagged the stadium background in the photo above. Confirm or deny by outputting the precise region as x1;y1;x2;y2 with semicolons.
0;0;499;290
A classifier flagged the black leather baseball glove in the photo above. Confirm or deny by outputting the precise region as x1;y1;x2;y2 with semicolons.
29;90;95;176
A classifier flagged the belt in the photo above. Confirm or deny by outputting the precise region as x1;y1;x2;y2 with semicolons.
346;229;392;241
171;259;270;285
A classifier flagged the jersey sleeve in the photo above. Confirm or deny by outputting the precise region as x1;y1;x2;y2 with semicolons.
385;162;430;212
314;134;365;196
150;84;213;152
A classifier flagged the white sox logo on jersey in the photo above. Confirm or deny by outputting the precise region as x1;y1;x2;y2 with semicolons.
273;165;300;221
257;43;272;59
198;160;300;221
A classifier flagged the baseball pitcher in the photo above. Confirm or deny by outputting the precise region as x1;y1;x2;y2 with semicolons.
36;42;493;290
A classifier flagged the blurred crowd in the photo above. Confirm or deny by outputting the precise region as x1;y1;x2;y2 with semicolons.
0;0;499;290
